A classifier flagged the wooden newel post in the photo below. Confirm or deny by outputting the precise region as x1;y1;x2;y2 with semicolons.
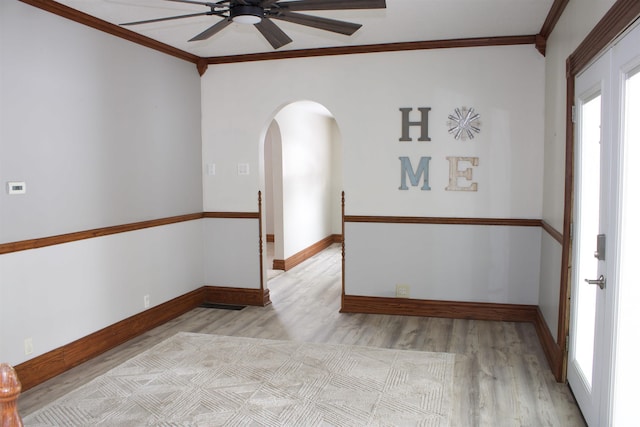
0;364;23;427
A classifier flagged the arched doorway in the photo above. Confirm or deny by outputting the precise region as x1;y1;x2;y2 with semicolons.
262;101;343;281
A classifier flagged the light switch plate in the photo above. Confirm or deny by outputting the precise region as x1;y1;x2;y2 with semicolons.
237;163;250;175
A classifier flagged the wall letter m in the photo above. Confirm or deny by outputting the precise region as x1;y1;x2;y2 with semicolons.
399;156;431;190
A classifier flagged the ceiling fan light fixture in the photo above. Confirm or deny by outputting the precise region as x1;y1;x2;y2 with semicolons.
231;5;263;25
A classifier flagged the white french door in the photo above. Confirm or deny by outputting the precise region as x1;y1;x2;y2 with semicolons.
568;22;640;427
569;47;611;427
610;22;640;427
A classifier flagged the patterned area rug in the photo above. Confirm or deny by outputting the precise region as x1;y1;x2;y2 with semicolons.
23;333;455;426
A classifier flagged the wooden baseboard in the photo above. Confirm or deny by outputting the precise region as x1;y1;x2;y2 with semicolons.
341;295;538;322
272;234;342;271
533;307;564;381
341;295;565;381
14;285;270;391
13;288;561;392
203;286;271;307
14;288;205;391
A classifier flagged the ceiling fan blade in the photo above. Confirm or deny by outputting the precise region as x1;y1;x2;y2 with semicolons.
271;11;361;35
121;11;214;26
255;18;293;49
273;0;386;11
189;18;232;41
164;0;224;8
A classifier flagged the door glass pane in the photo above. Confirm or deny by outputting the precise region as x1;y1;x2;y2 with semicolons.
614;65;640;424
575;93;602;388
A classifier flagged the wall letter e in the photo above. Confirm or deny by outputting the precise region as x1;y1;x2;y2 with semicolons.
446;156;479;191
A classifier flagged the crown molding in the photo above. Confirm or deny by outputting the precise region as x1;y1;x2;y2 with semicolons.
204;35;538;65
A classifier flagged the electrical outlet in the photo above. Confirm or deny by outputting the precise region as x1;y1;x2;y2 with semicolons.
24;338;33;355
396;284;410;298
144;294;150;308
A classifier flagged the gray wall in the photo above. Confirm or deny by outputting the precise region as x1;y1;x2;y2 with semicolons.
200;47;546;304
0;1;203;243
0;0;204;366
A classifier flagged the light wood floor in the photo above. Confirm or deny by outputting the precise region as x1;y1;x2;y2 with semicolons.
19;243;585;426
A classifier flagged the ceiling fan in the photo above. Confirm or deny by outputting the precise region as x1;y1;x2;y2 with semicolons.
121;0;387;49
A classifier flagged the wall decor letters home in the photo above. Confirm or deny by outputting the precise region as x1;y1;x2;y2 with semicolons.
398;107;480;192
399;107;431;141
399;156;432;190
446;156;479;191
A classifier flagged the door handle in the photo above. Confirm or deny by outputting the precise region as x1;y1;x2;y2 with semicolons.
585;275;606;290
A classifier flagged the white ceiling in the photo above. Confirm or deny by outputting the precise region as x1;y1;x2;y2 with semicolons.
54;0;554;57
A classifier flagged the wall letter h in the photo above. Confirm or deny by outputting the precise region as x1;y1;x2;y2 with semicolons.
399;107;431;141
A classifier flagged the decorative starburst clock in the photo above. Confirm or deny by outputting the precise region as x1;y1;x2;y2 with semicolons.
447;107;481;140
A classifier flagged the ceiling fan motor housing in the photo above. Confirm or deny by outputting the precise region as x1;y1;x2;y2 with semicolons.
231;5;264;24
